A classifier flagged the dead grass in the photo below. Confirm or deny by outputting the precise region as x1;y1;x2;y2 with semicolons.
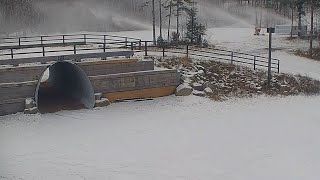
155;56;320;100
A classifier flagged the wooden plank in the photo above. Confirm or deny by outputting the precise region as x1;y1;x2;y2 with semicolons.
0;59;154;83
105;86;177;102
90;69;180;94
0;42;86;50
0;51;134;66
0;81;38;103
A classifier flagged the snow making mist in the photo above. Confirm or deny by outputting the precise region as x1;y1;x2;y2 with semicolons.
196;1;290;28
0;0;291;36
0;0;151;36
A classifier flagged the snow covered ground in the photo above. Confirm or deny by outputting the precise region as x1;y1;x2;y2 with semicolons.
1;27;320;180
1;95;320;180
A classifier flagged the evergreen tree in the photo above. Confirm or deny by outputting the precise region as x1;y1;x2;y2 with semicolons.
185;2;206;45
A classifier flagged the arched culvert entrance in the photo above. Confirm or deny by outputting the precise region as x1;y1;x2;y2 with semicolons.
35;61;95;113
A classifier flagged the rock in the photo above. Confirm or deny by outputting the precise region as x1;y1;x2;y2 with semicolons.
280;84;291;92
192;82;205;91
25;98;36;109
175;84;193;96
193;90;206;97
195;65;205;71
204;87;213;94
94;93;103;100
24;107;38;114
95;98;111;108
197;70;205;76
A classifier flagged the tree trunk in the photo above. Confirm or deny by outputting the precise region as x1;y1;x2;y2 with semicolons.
290;7;294;38
159;0;162;38
310;2;314;58
167;2;172;41
176;0;180;38
152;0;156;45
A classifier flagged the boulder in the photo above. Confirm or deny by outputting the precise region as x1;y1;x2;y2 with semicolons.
24;107;38;114
25;98;36;109
94;93;103;100
192;82;205;91
95;98;111;108
175;84;193;96
193;90;206;97
204;87;213;94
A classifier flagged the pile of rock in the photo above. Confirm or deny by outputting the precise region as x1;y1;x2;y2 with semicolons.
24;98;38;114
94;93;111;108
159;56;320;100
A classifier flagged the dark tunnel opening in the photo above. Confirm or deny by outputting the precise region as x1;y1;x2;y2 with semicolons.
35;61;95;113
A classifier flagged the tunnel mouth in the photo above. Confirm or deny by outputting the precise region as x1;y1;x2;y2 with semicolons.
35;61;95;114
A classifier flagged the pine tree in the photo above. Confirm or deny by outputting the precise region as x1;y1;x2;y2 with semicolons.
185;2;206;45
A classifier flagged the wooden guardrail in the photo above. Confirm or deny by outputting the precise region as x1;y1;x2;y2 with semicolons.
0;34;280;73
138;41;280;73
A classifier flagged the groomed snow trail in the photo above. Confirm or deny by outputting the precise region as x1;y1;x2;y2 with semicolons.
1;95;320;180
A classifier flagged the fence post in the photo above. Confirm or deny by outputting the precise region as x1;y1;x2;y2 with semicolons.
277;60;280;73
11;49;13;59
103;35;106;52
145;41;148;56
74;45;77;54
63;35;65;44
18;38;21;47
84;34;86;44
186;45;189;59
162;47;165;57
131;42;134;51
231;51;234;64
139;40;142;50
125;37;128;48
40;36;43;45
42;46;45;57
253;56;256;70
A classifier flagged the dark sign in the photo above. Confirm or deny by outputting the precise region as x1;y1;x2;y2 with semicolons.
267;28;275;33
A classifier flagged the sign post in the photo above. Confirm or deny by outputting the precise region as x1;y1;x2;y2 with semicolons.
267;27;275;87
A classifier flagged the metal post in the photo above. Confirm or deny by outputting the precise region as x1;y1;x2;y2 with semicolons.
268;29;272;86
163;47;165;57
11;49;13;59
125;37;128;48
131;42;134;51
277;60;280;73
41;36;43;45
84;34;86;44
63;35;65;44
74;45;77;54
103;35;106;52
145;41;148;56
139;40;142;50
253;56;256;70
18;38;21;47
42;46;45;56
231;52;234;64
186;45;189;59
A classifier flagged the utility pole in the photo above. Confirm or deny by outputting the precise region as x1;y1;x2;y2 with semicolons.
267;27;275;87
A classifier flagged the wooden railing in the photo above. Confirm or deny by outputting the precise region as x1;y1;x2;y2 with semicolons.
0;34;280;73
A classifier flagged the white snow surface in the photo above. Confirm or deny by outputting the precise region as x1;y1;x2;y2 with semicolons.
1;95;320;180
2;27;320;179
